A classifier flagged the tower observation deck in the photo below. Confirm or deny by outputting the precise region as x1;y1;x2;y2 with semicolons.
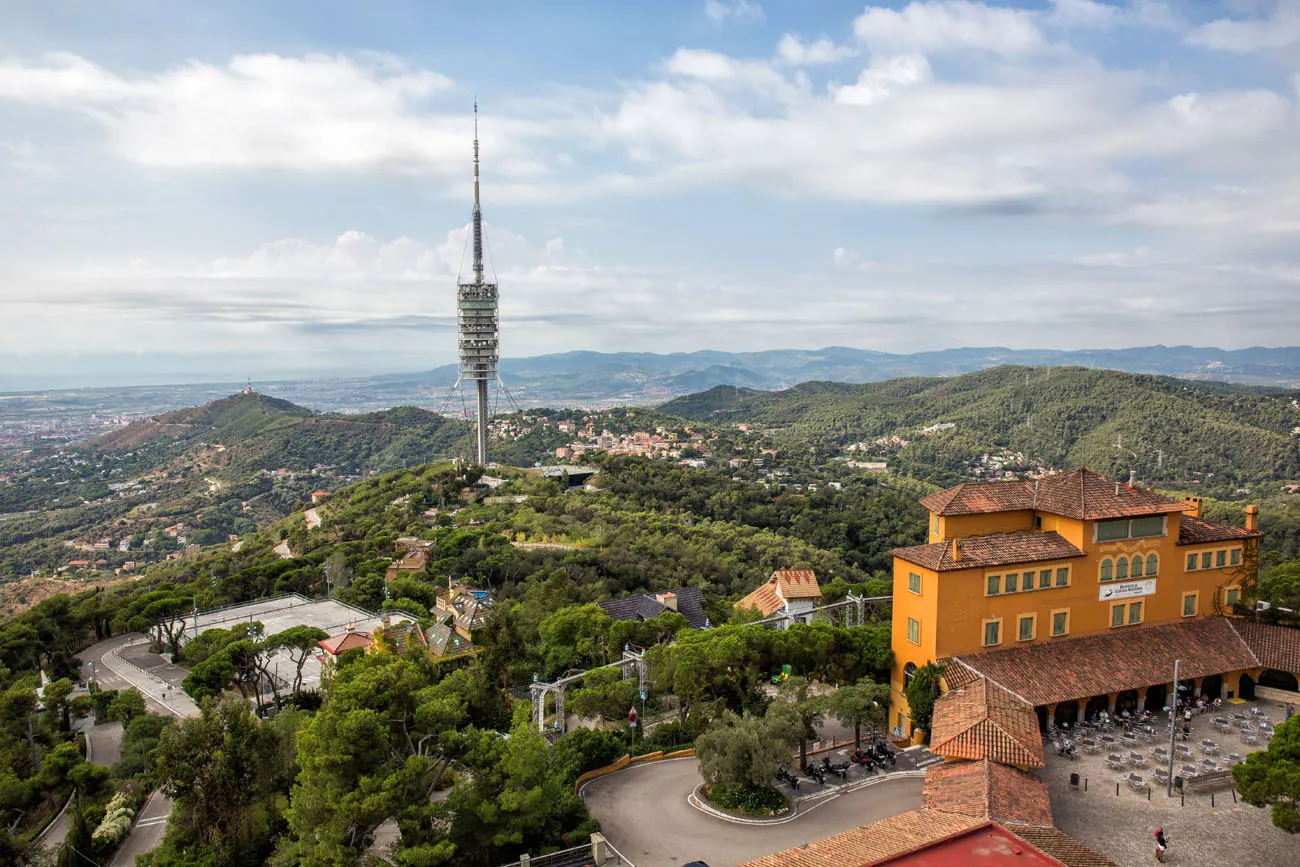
457;103;499;465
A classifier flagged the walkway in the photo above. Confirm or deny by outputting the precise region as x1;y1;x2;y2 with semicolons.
582;757;923;867
37;721;125;852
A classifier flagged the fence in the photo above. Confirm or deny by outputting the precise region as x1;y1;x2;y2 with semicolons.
574;749;696;794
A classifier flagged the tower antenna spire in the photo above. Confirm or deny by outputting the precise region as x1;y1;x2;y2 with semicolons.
456;100;498;467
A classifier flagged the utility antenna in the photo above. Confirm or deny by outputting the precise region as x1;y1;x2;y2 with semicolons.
1157;449;1164;470
451;100;500;466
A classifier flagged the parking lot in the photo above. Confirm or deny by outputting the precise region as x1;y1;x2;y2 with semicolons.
182;595;419;694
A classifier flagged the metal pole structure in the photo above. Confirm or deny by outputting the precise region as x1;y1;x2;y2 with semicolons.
457;102;498;467
476;379;489;466
1166;659;1180;796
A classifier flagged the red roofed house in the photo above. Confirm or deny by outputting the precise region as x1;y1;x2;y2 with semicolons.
317;625;373;676
734;569;822;626
311;490;331;504
888;468;1265;739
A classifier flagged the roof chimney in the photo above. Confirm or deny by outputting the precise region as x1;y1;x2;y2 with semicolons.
1183;496;1202;518
655;592;678;612
1128;469;1137;487
951;538;961;562
1245;504;1259;532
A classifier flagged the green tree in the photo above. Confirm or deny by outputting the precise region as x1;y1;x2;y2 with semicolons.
778;676;825;770
266;625;330;695
1234;716;1300;833
107;688;146;725
828;680;890;749
695;707;797;789
904;661;945;739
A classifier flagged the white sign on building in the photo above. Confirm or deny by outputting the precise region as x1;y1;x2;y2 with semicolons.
1099;579;1157;602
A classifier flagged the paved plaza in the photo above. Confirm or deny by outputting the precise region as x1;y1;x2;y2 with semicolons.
1041;697;1300;866
182;595;418;694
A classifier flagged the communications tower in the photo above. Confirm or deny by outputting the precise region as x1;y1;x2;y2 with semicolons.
456;103;499;465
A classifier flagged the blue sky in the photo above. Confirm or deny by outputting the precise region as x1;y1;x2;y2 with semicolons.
1;0;1298;387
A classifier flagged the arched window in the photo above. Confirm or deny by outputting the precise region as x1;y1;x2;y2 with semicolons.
1132;556;1144;578
1117;557;1129;580
904;662;918;688
1100;559;1113;582
1146;553;1158;576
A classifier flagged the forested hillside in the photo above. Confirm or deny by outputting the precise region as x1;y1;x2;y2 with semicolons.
661;366;1300;488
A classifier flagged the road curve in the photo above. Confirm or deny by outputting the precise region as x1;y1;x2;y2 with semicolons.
582;758;923;867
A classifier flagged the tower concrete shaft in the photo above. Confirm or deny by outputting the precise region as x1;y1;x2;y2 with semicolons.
456;102;498;466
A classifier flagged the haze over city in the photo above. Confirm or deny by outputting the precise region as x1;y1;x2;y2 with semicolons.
2;0;1299;388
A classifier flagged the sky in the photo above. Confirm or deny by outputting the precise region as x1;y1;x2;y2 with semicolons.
1;0;1299;388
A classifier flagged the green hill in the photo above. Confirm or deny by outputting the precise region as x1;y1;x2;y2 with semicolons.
660;366;1300;488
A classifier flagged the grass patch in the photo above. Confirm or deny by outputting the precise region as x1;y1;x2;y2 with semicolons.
703;783;788;817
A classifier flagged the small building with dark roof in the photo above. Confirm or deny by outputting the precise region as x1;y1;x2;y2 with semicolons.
598;586;709;630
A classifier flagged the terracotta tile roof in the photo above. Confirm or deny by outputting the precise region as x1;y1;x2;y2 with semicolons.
922;469;1189;521
426;621;478;659
1228;619;1300;675
737;809;984;867
378;621;429;654
929;679;1044;768
773;569;822;599
891;532;1084;572
1177;515;1263;545
945;618;1260;707
921;480;1036;516
318;630;371;656
1002;824;1119;867
734;581;783;617
923;760;1054;826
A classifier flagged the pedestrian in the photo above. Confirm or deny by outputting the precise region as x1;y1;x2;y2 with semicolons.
1154;828;1170;862
1287;702;1295;721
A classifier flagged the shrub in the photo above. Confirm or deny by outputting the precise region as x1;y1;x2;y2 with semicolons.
705;784;788;817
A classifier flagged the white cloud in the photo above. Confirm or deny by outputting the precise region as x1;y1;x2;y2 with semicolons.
704;0;764;24
832;55;933;105
1187;1;1300;52
0;52;547;176
776;34;856;65
1045;0;1179;30
853;1;1045;55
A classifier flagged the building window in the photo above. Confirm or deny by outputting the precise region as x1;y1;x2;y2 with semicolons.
1116;557;1129;580
1146;553;1158;576
1111;603;1126;628
1186;553;1197;571
1100;559;1114;582
931;515;939;536
1132;556;1144;578
1055;567;1069;587
1230;548;1241;567
1018;614;1036;642
1097;516;1166;542
1226;588;1240;608
1128;601;1144;625
1182;592;1198;618
1035;516;1043;530
1051;609;1069;637
1201;552;1212;569
983;619;1002;647
1216;550;1227;568
1006;573;1018;593
1038;569;1051;589
907;617;920;644
908;572;921;595
987;575;1000;596
903;661;917;687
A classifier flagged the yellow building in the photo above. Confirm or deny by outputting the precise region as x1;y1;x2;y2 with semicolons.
888;469;1266;737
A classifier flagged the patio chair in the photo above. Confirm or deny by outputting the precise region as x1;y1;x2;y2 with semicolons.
1153;768;1169;785
1129;754;1148;768
1106;755;1127;772
1127;774;1148;792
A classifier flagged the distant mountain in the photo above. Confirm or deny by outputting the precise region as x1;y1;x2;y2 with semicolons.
369;345;1300;409
659;366;1300;488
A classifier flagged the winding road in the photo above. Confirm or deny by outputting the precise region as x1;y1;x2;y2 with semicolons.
582;758;924;867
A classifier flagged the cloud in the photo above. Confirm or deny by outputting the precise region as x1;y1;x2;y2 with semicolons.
0;52;547;176
1187;1;1300;52
852;1;1045;55
704;0;764;24
832;54;933;105
776;35;856;66
1045;0;1180;30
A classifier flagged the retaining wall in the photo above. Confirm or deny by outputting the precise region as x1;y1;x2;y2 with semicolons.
574;748;695;793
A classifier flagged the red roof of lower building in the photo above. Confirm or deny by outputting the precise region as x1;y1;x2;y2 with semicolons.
735;582;783;617
922;760;1054;826
929;679;1044;768
892;532;1084;572
318;630;372;656
1228;619;1300;675
944;617;1260;707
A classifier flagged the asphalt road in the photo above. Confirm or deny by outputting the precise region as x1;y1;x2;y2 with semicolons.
109;790;173;867
582;758;923;867
37;720;126;852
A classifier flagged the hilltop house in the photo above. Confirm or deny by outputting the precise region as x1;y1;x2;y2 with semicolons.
316;625;373;676
734;570;822;626
598;587;710;630
435;581;493;637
